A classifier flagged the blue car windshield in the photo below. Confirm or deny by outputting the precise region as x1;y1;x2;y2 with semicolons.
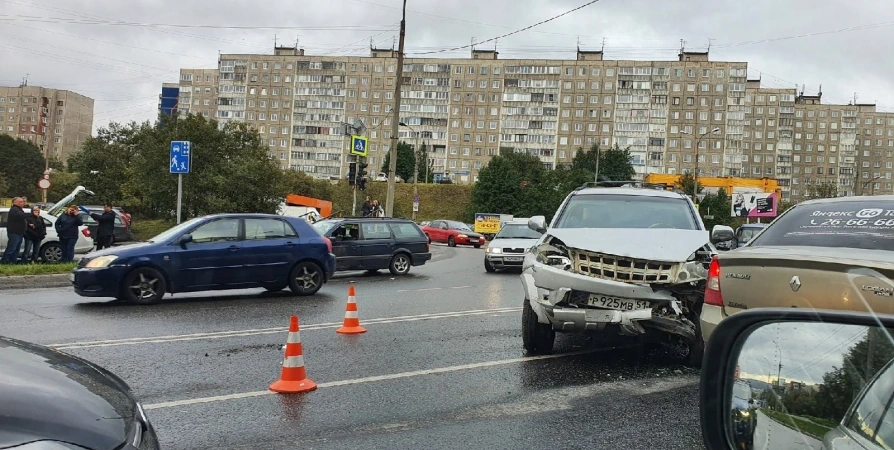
147;217;204;243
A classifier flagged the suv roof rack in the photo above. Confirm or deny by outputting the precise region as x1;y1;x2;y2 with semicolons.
576;180;688;195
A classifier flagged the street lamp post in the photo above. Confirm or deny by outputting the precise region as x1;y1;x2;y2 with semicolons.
399;122;420;220
682;127;721;203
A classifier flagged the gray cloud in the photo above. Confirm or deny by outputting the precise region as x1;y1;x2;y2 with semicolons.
3;0;894;132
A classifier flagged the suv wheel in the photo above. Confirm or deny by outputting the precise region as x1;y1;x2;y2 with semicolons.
522;300;554;355
389;253;411;275
484;258;495;273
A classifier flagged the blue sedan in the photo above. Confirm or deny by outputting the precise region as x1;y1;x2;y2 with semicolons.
71;214;336;304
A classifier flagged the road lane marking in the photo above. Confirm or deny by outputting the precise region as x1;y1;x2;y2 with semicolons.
395;285;473;293
142;350;596;410
50;307;522;350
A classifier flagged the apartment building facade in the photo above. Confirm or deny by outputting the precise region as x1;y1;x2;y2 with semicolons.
0;85;94;161
167;46;894;200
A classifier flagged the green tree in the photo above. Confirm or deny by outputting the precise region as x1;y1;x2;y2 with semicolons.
67;121;141;204
805;182;838;199
282;170;334;201
675;173;704;198
119;114;286;219
469;151;551;219
699;188;733;230
380;141;416;182
0;173;8;197
415;143;435;183
0;134;45;199
570;144;636;182
46;171;81;203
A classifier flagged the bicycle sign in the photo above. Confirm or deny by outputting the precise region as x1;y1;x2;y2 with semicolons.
350;135;368;157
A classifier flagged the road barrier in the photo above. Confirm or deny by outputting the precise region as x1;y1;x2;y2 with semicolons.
269;315;317;394
336;283;367;335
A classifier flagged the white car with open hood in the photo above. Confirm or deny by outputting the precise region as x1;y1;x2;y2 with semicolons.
520;182;716;366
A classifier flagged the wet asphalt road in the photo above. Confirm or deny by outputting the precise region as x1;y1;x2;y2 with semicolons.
1;244;705;450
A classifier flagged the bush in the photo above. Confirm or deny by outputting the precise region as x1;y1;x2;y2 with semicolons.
328;182;471;221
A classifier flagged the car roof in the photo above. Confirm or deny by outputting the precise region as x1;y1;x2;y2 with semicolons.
573;186;688;199
204;213;298;219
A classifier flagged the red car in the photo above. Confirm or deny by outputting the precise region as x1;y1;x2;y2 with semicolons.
422;220;486;248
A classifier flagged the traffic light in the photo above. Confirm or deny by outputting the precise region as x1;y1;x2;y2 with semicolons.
348;161;357;185
358;160;369;191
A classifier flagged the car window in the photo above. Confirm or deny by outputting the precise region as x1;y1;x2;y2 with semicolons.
390;222;424;238
846;360;894;447
332;224;359;240
362;222;392;240
732;382;751;401
79;213;97;225
446;221;471;231
751;201;894;251
495;224;541;239
190;218;240;244
554;194;698;230
311;220;340;236
245;218;297;240
42;218;52;227
0;212;6;227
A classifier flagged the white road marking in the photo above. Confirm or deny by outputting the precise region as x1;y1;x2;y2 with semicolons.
142;350;596;410
50;307;521;350
395;285;473;293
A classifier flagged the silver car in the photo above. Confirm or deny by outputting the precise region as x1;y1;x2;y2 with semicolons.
484;219;540;272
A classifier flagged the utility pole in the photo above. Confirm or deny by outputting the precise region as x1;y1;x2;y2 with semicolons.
593;145;601;182
385;0;407;218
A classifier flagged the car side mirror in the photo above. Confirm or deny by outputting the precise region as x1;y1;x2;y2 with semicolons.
178;233;193;247
528;216;547;234
710;225;735;244
700;308;894;450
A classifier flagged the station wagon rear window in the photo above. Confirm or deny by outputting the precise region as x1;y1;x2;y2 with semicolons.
751;201;894;251
390;222;425;238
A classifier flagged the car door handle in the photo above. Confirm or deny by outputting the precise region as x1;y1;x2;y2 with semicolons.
284;241;294;247
228;245;239;251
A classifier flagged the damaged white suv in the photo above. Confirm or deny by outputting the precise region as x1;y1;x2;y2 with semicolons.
520;183;715;366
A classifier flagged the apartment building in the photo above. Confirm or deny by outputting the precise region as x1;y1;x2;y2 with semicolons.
166;45;894;195
0;84;93;161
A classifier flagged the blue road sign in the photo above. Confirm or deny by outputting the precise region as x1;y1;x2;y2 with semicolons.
350;135;368;157
170;141;191;174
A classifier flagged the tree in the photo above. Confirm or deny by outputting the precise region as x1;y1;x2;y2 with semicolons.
469;151;551;219
380;141;416;182
282;170;334;201
0;134;46;199
675;173;704;198
570;144;636;182
699;188;733;230
46;171;81;203
805;182;838;199
415;143;435;183
67;121;141;205
0;173;8;198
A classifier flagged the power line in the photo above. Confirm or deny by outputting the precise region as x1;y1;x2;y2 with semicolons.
409;0;602;55
0;14;392;31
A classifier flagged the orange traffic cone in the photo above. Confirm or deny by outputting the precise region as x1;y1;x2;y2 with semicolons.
336;284;366;334
269;315;317;394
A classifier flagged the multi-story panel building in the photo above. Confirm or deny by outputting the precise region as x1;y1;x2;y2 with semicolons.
165;45;894;194
0;85;93;161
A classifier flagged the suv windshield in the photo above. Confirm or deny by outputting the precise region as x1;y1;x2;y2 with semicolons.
750;201;894;251
495;223;542;239
738;227;762;243
554;194;698;230
732;382;751;401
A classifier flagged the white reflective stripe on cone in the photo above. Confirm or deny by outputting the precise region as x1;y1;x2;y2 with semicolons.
287;332;301;344
283;355;305;368
344;311;359;319
347;297;356;304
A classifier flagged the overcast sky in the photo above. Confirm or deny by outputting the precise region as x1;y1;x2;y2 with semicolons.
737;322;870;386
2;0;894;134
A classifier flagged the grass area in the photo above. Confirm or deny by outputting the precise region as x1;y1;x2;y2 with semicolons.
0;262;78;277
761;408;834;440
131;219;173;241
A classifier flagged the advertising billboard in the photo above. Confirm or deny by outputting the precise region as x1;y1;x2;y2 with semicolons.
731;190;778;218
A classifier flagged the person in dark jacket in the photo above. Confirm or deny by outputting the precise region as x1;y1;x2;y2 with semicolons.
55;205;83;263
361;196;372;217
1;197;27;264
87;204;117;250
21;206;47;263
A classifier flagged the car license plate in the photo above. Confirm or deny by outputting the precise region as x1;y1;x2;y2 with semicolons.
70;273;75;282
504;256;523;262
587;295;650;311
470;238;479;242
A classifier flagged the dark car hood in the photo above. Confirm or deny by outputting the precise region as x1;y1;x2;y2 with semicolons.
0;336;135;450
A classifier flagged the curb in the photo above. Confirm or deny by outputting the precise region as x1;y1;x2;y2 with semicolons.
0;273;71;290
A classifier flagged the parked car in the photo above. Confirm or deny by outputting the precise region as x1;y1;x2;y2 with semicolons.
732;223;767;249
0;208;93;262
422;220;486;248
730;380;757;449
520;182;715;366
78;207;135;244
701;196;894;344
484;219;539;272
311;217;432;275
0;334;160;449
71;213;336;304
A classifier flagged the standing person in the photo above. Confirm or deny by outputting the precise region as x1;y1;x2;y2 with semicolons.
55;205;83;263
361;196;372;217
1;197;27;264
86;204;116;250
21;206;47;263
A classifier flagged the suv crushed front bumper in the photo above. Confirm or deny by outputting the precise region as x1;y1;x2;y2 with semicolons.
521;261;693;337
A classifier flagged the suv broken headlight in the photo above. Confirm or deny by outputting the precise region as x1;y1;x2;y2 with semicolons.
535;241;572;271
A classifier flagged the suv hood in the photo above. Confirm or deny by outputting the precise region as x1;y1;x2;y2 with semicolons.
548;228;709;262
488;237;539;249
0;336;135;450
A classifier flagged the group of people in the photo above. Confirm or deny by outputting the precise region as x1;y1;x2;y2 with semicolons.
361;196;385;217
1;196;120;264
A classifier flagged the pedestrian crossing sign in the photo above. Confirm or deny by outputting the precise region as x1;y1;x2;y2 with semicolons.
350;135;368;157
